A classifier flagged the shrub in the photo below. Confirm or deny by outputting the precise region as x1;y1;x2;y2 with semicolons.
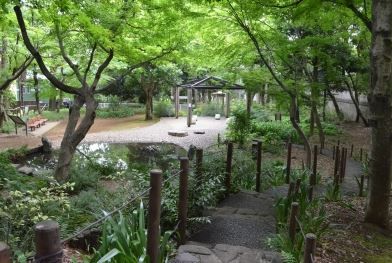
154;98;174;117
91;202;174;263
96;106;134;119
195;103;224;116
226;103;251;145
0;120;14;133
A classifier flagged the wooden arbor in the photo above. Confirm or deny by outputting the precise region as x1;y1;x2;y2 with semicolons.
175;76;245;127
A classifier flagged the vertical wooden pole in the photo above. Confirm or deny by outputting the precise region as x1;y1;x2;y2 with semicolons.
34;220;62;263
294;178;302;198
287;182;295;199
310;145;318;186
178;158;189;246
226;93;230;118
285;140;292;184
175;86;179;119
359;173;365;197
360;148;363;162
304;233;317;263
332;145;336;160
0;242;11;263
289;202;299;243
334;147;340;185
339;148;346;183
217;133;221;146
226;142;233;193
256;140;262;192
187;88;192;127
147;169;162;263
308;186;314;202
195;148;203;183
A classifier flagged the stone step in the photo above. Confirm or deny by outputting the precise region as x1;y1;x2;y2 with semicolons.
173;243;282;263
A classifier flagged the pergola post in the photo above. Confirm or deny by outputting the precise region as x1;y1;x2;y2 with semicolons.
175;86;180;119
226;92;230;118
194;89;198;108
187;88;192;127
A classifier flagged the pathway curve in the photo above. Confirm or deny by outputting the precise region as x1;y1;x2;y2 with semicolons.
53;117;227;149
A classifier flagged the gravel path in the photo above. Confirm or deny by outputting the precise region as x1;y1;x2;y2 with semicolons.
52;117;228;149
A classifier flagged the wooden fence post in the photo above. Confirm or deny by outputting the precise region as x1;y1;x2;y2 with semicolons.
217;133;221;146
147;169;162;263
0;242;11;263
310;145;318;186
285;140;292;184
333;147;340;184
195;148;203;183
340;148;346;183
332;145;336;160
303;233;317;263
289;202;299;243
359;173;365;197
34;220;62;263
178;158;189;246
256;140;262;192
308;186;314;202
226;142;233;193
350;144;354;157
360;148;363;162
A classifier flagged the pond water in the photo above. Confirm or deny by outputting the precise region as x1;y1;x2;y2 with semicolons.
25;142;188;173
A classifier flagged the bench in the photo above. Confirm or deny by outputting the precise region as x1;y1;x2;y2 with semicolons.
7;115;28;136
27;115;48;131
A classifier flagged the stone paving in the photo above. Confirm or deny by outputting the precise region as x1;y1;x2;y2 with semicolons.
174;188;287;263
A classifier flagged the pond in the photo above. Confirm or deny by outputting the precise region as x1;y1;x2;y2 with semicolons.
25;142;188;174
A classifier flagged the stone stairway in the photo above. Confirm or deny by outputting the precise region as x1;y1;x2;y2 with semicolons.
174;189;287;263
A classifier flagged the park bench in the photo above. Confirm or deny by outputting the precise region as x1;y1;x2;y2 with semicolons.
7;114;48;135
27;115;48;131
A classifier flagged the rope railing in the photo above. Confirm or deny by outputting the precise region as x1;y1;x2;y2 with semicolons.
61;169;182;244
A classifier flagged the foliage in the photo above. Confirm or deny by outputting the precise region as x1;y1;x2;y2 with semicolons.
226;103;251;145
195;103;225;117
96;107;134;119
0;183;73;255
324;182;342;202
154;98;175;117
91;202;174;263
0;120;14;133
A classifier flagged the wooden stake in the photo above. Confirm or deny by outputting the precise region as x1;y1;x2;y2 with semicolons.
147;169;162;263
178;158;189;246
256;140;262;192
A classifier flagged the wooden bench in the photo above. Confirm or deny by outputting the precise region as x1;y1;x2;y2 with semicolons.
27;115;48;131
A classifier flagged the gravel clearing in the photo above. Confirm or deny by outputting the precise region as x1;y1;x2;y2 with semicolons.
52;117;228;150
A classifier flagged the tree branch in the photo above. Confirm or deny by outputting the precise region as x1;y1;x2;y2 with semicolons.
14;6;81;95
91;48;114;90
0;56;33;91
83;42;97;85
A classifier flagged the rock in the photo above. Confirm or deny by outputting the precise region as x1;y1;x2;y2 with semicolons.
168;130;189;137
194;131;205;134
178;245;212;255
198;254;222;263
41;137;52;153
17;166;33;176
173;253;200;263
215;114;221;120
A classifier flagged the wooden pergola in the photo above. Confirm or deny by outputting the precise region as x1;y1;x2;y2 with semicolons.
174;76;245;127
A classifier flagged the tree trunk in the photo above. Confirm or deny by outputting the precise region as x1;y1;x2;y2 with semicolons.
49;96;57;111
54;93;97;182
364;0;392;229
290;96;311;168
309;108;315;136
57;90;63;113
346;81;369;126
145;88;153;120
354;87;360;122
313;106;325;149
326;88;343;120
246;91;253;118
33;69;41;114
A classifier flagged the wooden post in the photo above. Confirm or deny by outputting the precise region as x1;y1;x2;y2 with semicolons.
360;148;363;162
274;113;277;121
294;178;301;198
0;242;11;263
285;140;292;184
178;158;189;246
187;88;192;127
289;202;299;243
333;147;340;184
217;133;221;146
195;148;203;182
226;93;230;118
304;233;317;263
339;148;346;183
359;173;365;197
310;145;318;186
175;86;180;119
308;186;314;202
332;145;336;160
337;140;340;147
225;142;233;193
287;182;295;199
256;140;262;192
34;220;62;263
147;169;162;263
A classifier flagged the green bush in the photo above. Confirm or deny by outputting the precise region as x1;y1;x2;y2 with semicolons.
0;120;14;133
195;103;224;116
226;103;251;145
96;106;134;118
154;99;174;117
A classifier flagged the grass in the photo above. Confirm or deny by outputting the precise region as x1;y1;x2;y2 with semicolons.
363;233;392;263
